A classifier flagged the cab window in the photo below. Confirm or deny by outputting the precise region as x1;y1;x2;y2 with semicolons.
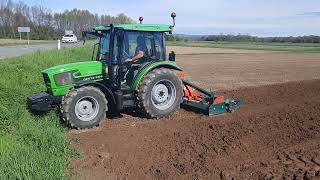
123;31;165;62
124;32;152;57
154;32;165;60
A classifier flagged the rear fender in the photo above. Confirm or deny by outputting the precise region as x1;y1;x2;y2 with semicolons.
132;61;183;91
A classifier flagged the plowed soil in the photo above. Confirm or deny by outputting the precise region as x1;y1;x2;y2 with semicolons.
175;52;320;91
70;48;320;179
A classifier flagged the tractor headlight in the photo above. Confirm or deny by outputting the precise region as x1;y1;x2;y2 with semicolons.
54;71;75;86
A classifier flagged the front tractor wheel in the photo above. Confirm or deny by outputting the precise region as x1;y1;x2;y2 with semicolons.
138;68;183;119
61;86;108;129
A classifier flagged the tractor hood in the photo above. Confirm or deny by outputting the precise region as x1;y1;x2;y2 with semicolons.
42;61;105;76
42;61;107;96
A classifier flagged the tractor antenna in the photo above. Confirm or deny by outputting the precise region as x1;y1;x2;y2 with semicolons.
139;17;144;24
171;12;176;27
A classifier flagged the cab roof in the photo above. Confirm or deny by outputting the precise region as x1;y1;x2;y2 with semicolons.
94;24;173;32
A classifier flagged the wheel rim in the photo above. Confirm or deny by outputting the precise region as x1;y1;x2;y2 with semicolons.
75;96;99;122
151;80;176;110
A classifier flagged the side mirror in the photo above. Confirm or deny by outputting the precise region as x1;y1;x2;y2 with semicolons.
169;51;176;61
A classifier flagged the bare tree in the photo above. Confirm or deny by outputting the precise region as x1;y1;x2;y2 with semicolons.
0;1;134;39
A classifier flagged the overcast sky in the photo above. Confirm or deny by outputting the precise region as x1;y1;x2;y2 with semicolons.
24;0;320;36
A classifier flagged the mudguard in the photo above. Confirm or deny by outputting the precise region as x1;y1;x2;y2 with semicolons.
75;80;116;105
131;61;183;91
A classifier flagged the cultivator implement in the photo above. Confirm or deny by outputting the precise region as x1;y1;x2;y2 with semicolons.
178;73;241;116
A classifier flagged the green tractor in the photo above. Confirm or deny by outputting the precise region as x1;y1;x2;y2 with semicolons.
28;13;241;129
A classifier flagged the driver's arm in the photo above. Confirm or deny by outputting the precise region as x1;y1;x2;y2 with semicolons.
132;50;144;62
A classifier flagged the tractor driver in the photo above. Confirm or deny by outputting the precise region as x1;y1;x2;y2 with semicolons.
122;35;148;84
131;35;147;63
123;35;147;64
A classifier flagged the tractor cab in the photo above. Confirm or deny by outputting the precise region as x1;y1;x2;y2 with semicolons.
92;26;167;63
82;22;175;86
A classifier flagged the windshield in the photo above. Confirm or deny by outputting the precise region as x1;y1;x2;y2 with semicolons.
64;34;74;37
98;32;110;60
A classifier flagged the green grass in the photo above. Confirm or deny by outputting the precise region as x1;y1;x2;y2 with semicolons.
0;46;92;179
167;41;320;53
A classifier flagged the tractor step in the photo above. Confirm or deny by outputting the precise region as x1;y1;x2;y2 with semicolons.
123;99;135;107
122;93;135;107
121;84;132;94
120;84;135;108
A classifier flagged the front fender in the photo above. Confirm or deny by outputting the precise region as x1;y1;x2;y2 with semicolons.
75;80;116;105
132;61;183;91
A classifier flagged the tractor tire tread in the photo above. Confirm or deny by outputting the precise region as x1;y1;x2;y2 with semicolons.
137;68;183;119
61;86;107;129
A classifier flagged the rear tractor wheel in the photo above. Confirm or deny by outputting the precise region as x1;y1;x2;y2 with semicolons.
138;68;183;118
61;86;108;129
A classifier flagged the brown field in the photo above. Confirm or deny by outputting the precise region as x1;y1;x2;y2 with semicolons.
170;46;320;90
70;46;320;179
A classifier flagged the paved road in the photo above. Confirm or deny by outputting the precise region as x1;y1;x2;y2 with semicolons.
0;42;80;60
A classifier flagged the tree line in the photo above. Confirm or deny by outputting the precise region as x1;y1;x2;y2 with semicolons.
167;34;320;44
0;0;133;40
201;34;320;44
166;34;190;42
